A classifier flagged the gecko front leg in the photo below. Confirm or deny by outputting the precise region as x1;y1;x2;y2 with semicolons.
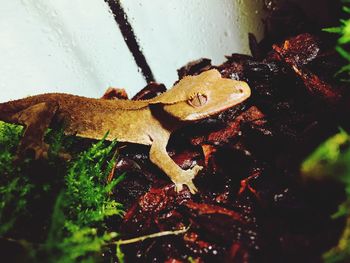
12;102;58;159
149;137;202;194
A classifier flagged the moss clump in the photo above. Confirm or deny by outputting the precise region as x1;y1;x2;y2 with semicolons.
302;4;350;261
323;2;350;77
0;121;124;262
302;129;350;262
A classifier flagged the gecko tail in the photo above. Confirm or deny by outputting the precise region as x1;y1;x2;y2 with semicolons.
0;96;41;123
0;101;21;123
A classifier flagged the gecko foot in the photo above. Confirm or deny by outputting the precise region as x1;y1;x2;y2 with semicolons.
173;164;203;194
19;143;50;159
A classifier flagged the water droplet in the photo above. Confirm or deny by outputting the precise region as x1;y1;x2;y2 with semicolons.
51;10;58;18
224;30;231;37
264;0;278;11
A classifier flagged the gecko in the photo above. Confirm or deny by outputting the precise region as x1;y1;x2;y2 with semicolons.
0;69;251;193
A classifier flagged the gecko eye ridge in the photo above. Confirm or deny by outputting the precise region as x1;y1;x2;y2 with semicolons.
188;93;208;107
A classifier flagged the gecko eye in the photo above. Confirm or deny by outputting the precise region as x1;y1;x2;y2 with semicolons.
188;93;208;107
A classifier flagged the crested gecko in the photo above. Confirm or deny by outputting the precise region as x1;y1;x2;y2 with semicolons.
0;69;251;193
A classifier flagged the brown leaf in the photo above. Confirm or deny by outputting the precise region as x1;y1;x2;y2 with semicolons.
101;87;129;100
191;106;265;146
132;82;166;100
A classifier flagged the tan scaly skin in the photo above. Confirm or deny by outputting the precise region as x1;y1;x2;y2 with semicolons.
0;69;251;193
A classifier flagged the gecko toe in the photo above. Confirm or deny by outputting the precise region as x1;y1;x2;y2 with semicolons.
58;151;72;161
191;164;203;174
172;164;202;194
186;181;198;194
173;172;199;194
174;183;184;193
174;181;197;194
32;144;50;159
18;143;49;160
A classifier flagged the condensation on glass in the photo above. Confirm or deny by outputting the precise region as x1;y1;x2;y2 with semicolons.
0;0;266;102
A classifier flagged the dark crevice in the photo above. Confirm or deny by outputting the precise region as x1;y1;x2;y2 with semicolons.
105;0;155;83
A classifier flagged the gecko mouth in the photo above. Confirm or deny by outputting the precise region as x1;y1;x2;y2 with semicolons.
184;106;233;121
184;93;250;121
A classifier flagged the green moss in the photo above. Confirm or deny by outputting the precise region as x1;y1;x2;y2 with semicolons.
0;121;124;262
302;129;350;262
116;243;125;263
323;2;350;77
307;4;350;261
301;129;350;181
0;121;31;235
45;134;124;262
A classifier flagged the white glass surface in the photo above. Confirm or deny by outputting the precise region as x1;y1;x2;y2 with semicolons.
0;0;266;102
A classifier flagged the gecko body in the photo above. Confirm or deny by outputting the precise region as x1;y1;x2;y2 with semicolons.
0;69;251;193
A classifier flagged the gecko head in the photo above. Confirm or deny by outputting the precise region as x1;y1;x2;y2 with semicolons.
158;69;251;121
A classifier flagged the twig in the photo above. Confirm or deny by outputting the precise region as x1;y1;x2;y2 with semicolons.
114;225;190;246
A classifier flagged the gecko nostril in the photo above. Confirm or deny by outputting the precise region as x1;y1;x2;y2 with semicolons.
238;88;244;93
